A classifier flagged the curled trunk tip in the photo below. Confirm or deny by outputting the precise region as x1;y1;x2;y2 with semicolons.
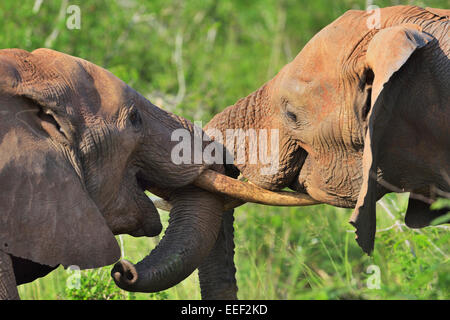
111;259;138;289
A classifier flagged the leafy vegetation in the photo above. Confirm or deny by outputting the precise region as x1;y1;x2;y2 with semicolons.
1;0;448;299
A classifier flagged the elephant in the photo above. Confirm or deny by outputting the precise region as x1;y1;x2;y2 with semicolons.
0;48;235;299
112;5;449;299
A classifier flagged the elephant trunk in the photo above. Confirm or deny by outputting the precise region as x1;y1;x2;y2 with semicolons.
198;209;238;299
204;82;305;191
137;99;209;190
112;186;223;292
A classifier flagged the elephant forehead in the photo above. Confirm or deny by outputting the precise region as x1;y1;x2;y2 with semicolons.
31;48;131;120
278;38;344;99
78;59;133;118
277;65;339;112
287;9;371;79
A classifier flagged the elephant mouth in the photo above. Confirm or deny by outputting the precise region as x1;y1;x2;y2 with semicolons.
289;148;310;194
136;172;172;201
123;173;166;237
136;174;152;195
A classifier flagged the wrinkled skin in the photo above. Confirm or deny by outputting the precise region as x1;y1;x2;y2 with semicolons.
130;6;448;299
0;48;213;299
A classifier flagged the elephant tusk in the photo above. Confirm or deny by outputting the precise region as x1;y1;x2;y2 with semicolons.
193;169;321;207
151;196;245;212
150;197;173;212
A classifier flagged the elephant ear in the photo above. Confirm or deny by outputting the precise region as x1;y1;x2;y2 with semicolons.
349;24;434;255
0;49;120;269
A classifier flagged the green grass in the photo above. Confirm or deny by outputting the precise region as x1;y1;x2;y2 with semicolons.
2;0;449;299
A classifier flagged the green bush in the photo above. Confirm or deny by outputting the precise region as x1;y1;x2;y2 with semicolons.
64;267;129;300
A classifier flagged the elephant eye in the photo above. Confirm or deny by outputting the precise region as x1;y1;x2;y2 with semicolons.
129;109;142;129
286;111;297;123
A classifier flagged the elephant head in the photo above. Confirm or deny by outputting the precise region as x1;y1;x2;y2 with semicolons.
204;6;449;254
203;6;449;254
0;48;213;270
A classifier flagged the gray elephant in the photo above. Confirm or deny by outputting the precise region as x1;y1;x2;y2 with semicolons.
112;5;449;299
0;48;231;299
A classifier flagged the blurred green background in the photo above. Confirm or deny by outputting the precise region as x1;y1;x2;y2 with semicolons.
1;0;448;299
